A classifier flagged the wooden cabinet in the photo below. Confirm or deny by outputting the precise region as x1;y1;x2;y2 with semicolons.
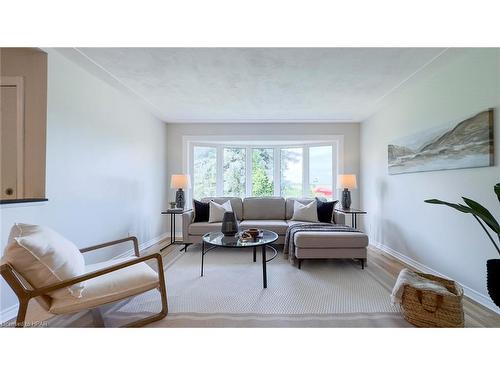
0;48;47;203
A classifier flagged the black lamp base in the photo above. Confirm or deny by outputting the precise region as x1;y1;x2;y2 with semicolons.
175;188;185;209
341;188;351;209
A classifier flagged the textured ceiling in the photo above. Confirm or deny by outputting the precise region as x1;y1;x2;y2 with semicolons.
63;48;445;123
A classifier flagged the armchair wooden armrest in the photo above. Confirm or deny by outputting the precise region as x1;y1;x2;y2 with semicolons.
80;236;140;257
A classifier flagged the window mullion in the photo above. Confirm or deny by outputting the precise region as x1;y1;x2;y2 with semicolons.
216;146;224;196
274;147;280;196
246;147;252;197
302;147;309;197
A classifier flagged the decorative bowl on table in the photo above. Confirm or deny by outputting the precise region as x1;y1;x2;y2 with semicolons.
246;228;260;238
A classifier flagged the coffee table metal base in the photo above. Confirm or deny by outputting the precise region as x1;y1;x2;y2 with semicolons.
201;242;278;288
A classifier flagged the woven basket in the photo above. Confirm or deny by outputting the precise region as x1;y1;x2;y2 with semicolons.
401;272;464;328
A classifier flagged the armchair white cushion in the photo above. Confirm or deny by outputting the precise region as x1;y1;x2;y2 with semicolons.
49;257;159;314
2;223;86;300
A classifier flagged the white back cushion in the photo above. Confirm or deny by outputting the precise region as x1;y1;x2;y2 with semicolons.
2;223;86;300
291;200;319;222
208;200;233;223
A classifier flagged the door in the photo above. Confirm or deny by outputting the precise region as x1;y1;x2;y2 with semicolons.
0;77;24;200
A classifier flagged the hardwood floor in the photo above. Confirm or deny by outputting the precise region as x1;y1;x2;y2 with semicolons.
367;245;500;327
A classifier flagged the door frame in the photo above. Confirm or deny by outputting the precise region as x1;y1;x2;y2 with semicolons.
1;76;25;198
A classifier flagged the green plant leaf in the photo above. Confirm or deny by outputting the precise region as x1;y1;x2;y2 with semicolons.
495;183;500;203
462;197;500;234
424;199;473;213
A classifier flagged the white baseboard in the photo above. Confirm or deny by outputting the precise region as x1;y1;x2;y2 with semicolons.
111;232;171;260
0;232;170;324
371;241;500;314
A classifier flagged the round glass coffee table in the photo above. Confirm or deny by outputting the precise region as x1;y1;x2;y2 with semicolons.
201;230;278;288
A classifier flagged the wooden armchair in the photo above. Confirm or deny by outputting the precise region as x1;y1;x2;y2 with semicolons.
1;235;168;328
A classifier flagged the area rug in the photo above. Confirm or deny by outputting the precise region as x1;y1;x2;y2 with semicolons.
31;245;413;327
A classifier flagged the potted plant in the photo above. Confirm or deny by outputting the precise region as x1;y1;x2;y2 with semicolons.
424;183;500;307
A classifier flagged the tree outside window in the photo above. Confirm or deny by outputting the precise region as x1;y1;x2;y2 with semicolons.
223;148;246;197
193;146;217;199
252;148;274;196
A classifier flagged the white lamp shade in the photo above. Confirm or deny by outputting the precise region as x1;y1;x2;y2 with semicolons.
336;174;357;189
170;174;191;189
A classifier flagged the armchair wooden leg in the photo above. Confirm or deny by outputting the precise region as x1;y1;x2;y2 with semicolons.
91;308;105;327
124;254;168;328
298;259;302;270
15;298;29;328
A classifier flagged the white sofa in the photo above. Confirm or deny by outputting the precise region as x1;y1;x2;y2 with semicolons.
182;196;345;245
182;197;368;268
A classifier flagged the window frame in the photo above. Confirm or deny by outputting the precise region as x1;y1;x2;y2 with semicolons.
185;135;344;205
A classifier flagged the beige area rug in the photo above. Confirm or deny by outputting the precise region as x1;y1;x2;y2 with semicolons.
23;245;417;327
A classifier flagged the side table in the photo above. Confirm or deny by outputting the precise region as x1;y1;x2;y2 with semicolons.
160;209;192;252
334;207;367;229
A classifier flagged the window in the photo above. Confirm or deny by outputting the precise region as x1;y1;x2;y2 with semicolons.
280;148;303;198
252;148;273;196
309;146;333;198
223;148;246;197
193;146;217;199
189;140;338;201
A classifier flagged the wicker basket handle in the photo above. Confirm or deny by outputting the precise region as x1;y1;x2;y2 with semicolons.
417;290;443;313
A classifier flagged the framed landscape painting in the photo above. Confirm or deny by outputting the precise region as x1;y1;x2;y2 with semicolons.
388;109;494;175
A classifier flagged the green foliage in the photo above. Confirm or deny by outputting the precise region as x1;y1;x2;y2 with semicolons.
223;148;246;197
252;149;274;196
425;184;500;256
462;197;500;234
193;147;217;199
252;167;273;196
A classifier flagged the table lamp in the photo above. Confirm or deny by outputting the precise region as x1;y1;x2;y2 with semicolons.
170;174;191;209
337;174;357;209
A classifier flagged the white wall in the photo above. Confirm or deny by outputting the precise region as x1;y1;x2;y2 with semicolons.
166;122;360;232
360;48;500;311
0;50;169;319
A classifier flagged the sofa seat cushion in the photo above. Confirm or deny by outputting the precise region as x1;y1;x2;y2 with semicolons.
293;231;369;248
49;257;159;315
239;220;289;235
188;221;224;235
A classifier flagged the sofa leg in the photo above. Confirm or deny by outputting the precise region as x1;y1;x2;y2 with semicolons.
360;258;365;270
298;259;302;269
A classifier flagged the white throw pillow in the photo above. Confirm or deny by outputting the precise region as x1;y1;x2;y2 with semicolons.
208;200;233;223
2;223;86;300
291;200;319;222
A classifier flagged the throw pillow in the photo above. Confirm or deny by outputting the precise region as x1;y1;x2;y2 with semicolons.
208;200;233;223
2;223;86;300
291;200;319;222
316;198;338;223
192;199;210;222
